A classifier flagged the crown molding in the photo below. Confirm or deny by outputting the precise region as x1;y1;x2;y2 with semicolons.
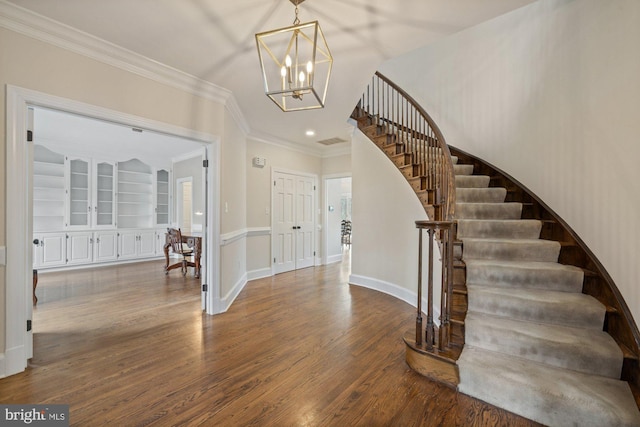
0;0;239;109
248;131;325;158
225;94;251;135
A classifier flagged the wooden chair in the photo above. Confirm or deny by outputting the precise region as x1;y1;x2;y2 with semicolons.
166;228;194;276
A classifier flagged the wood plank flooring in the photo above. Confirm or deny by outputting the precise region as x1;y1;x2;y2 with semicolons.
0;253;541;426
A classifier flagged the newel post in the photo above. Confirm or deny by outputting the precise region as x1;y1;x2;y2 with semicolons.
415;220;454;351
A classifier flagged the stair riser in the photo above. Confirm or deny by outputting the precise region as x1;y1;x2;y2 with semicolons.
457;220;541;239
463;241;560;262
465;318;623;378
467;289;605;330
456;203;522;220
456;188;507;203
409;177;427;192
382;143;404;157
454;164;474;175
456;175;490;188
465;263;584;293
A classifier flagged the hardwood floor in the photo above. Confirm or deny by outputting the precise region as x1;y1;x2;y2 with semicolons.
0;253;540;426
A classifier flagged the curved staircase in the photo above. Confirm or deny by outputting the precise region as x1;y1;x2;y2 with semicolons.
352;72;640;426
452;153;640;426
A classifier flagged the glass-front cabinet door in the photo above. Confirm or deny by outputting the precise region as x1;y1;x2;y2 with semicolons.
94;160;116;228
156;169;170;226
67;157;90;228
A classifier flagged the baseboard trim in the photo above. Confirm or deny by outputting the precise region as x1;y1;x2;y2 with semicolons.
219;273;248;313
326;253;343;264
0;346;27;379
349;274;440;323
247;268;272;281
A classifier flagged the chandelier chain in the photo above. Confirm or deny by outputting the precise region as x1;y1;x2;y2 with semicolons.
293;5;300;25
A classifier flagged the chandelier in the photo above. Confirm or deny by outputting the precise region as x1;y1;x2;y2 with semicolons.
255;0;333;112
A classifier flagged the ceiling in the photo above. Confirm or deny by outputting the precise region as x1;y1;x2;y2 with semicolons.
5;0;535;153
33;107;204;168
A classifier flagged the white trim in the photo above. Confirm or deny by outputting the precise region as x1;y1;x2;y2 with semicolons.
219;273;248;313
220;227;272;246
322;173;352;265
4;85;223;376
348;274;440;325
225;95;250;135
247;267;272;281
220;229;247;246
172;149;203;164
326;253;343;264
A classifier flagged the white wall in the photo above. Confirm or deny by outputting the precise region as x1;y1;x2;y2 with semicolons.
350;130;433;308
380;0;640;323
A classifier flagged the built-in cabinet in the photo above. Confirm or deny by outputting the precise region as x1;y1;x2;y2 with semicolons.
33;145;172;270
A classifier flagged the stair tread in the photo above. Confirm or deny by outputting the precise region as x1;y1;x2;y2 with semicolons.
465;259;584;293
458;345;640;427
467;285;605;329
465;312;622;378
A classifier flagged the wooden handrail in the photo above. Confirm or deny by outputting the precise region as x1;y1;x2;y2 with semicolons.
354;72;457;353
357;71;456;220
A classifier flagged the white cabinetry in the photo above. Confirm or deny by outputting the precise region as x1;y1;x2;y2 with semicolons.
118;159;153;229
155;169;170;226
67;232;94;265
33;146;66;232
94;231;118;262
33;232;67;269
155;229;168;255
94;161;117;228
32;146;170;270
67;157;91;228
118;230;157;260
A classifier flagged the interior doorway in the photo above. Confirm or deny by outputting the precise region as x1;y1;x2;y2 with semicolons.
324;176;352;264
176;178;194;233
4;85;221;378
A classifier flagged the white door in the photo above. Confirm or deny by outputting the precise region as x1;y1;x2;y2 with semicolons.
272;171;316;274
295;175;315;269
273;172;296;274
67;232;93;265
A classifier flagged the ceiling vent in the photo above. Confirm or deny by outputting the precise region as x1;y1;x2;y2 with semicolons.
316;137;347;146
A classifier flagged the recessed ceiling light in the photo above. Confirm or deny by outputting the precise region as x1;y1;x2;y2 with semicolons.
305;130;315;137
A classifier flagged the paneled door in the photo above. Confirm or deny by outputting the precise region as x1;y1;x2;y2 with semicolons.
272;171;316;274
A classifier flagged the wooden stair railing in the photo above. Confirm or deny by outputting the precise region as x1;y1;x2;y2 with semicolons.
351;72;460;386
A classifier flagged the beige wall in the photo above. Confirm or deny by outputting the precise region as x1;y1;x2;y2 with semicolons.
0;27;232;354
245;137;324;274
381;0;640;322
350;130;431;306
322;153;351;176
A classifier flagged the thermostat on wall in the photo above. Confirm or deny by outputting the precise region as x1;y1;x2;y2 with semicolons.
252;157;266;168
